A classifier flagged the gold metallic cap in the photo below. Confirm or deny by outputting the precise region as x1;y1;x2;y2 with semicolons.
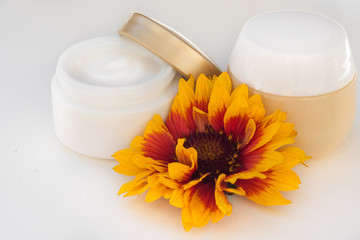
119;12;221;79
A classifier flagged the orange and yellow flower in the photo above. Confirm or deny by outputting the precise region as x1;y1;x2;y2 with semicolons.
113;72;309;231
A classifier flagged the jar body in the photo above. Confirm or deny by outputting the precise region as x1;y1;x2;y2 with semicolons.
229;70;356;157
51;36;178;159
51;75;178;159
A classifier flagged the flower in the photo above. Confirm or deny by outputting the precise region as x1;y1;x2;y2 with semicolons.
113;72;309;231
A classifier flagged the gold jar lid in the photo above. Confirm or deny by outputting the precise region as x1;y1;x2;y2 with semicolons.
119;12;221;79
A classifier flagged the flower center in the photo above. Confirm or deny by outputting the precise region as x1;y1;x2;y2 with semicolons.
183;129;241;181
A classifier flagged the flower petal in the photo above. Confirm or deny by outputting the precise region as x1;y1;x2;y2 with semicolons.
179;77;195;101
118;169;155;195
266;169;301;191
213;72;232;93
123;181;149;197
192;107;209;132
182;173;210;190
119;178;147;196
129;135;145;152
189;183;225;228
169;188;185;208
216;174;245;196
210;207;225;224
194;73;213;112
181;188;196;231
144;174;172;202
166;78;196;140
132;154;167;172
246;188;292;206
217;173;245;196
225;170;266;184
223;187;245;196
215;174;232;215
242;121;282;154
230;84;248;102
216;173;227;191
175;138;197;169
261;109;287;127
261;123;297;151
168;162;192;182
163;188;173;199
235;148;308;201
241;150;284;172
223;95;249;140
240;119;256;148
142;114;176;162
208;80;231;132
187;74;195;90
145;183;170;202
159;176;182;189
247;94;266;122
113;150;144;175
260;137;295;152
235;177;291;206
275;147;310;170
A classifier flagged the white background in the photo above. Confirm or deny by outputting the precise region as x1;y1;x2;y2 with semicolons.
1;0;360;239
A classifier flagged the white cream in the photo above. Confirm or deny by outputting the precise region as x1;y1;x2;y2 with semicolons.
52;36;178;159
66;38;161;87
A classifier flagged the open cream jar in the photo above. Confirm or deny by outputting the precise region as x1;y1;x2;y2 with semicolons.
228;11;356;156
52;13;221;159
52;36;178;159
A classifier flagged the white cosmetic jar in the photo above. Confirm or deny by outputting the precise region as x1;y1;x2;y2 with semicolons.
228;11;356;156
51;13;221;159
52;36;178;159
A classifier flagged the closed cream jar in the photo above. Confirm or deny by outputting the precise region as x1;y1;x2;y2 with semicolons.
228;11;356;156
51;13;221;159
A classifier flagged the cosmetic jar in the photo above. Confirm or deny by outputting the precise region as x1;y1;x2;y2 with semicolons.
52;13;221;159
228;11;356;156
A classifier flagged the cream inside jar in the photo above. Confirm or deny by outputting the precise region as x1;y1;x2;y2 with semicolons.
69;39;161;87
52;36;178;159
